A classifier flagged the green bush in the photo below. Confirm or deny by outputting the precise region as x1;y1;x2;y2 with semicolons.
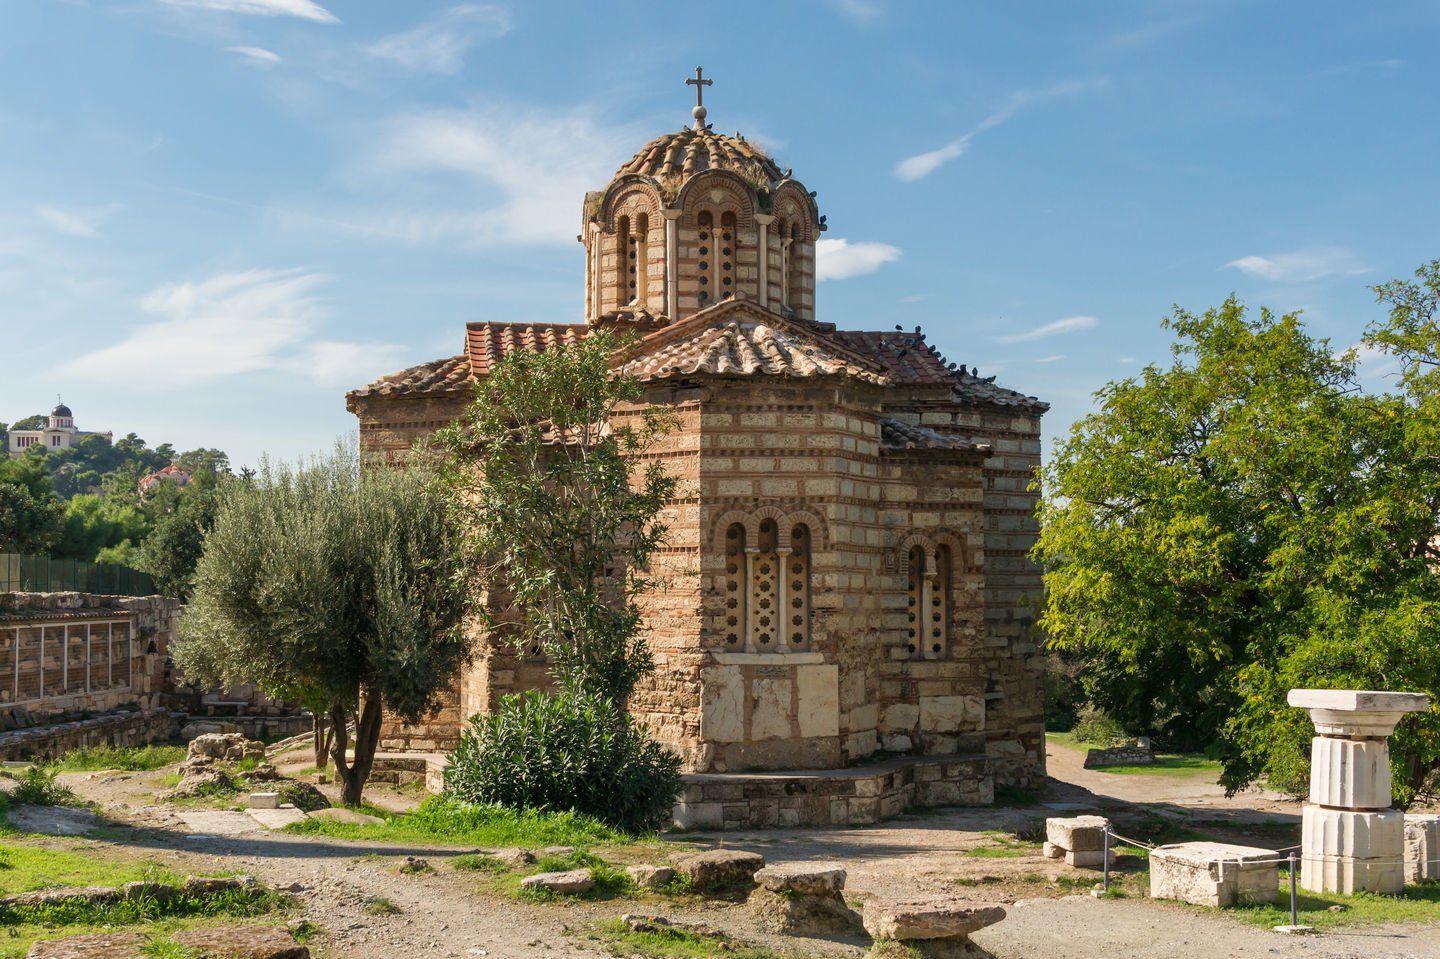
1071;705;1129;747
444;690;681;835
7;764;81;807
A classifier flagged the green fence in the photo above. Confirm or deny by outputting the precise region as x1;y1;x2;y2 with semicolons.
0;554;156;597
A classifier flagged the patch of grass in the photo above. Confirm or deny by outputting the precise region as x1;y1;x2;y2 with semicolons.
964;830;1042;858
0;886;285;928
588;917;784;959
1045;730;1083;750
140;939;202;959
159;773;183;789
0;844;180;895
53;745;186;772
284;794;632;848
866;940;925;959
1230;876;1440;929
1099;754;1222;778
363;896;401;916
450;854;509;873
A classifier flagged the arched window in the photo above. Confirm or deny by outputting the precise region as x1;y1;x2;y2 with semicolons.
749;519;779;650
787;524;811;649
906;544;953;659
629;213;648;305
723;523;746;648
719;211;736;301
616;215;631;306
906;545;925;656
697;211;714;307
784;221;802;312
778;218;792;310
928;544;952;659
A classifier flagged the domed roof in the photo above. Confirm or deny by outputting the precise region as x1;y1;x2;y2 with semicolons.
614;127;785;194
51;403;72;418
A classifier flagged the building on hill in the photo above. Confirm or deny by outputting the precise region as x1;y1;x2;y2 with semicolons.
138;464;191;495
7;401;113;458
347;73;1049;825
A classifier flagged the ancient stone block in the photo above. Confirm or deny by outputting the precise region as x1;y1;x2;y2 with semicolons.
1307;737;1392;809
1300;806;1405;895
754;862;846;895
1148;842;1279;907
25;932;145;958
1045;815;1110;853
751;678;793;740
519;869;594;895
172;924;309;959
699;666;744;743
861;897;1006;940
673;850;765;889
626;865;674;888
795;664;839;739
1404;814;1440;883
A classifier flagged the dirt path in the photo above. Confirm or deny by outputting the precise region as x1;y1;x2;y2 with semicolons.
43;750;1440;959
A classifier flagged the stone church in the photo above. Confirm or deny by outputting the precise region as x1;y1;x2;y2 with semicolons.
348;74;1048;827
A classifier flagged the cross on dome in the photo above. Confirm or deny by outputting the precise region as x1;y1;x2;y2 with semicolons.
686;66;713;130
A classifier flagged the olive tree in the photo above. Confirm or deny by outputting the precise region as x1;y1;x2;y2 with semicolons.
175;446;470;806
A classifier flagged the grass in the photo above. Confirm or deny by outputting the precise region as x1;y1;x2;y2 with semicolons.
964;829;1042;858
363;896;402;916
587;917;786;959
0;843;180;895
52;745;187;772
1229;875;1440;930
1101;754;1223;778
450;853;509;872
284;794;634;848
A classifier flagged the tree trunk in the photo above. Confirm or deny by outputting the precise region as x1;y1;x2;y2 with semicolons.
328;690;384;808
312;712;331;771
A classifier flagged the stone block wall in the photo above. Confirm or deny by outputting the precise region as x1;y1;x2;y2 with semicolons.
0;706;173;762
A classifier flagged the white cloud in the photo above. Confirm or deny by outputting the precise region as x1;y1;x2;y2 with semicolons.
1223;247;1369;284
366;4;510;74
894;78;1104;182
1105;17;1196;49
827;0;883;24
815;238;902;281
36;203;125;239
59;269;404;388
899;294;926;304
303;104;640;248
1117;355;1137;364
1035;354;1067;364
998;315;1097;343
156;0;337;22
227;45;281;63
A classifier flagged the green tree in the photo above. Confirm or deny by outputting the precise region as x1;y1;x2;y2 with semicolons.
175;446;470;806
0;456;64;554
1036;292;1440;805
138;474;223;599
10;415;44;432
52;494;151;562
437;331;677;708
175;448;231;479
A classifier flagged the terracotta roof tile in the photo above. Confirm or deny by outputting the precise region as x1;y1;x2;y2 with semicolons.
348;354;474;400
625;317;887;385
833;330;1048;411
465;322;588;378
879;418;989;454
615;128;784;193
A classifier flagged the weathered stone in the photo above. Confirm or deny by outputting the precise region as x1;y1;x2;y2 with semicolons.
247;792;280;810
753;862;846;895
673;849;765;889
187;732;249;760
1405;814;1440;883
540;845;576;857
180;720;242;740
304;808;381;826
1301;806;1405;895
861;897;1006;940
749;885;862;936
1;887;121;910
120;881;178;902
1045;815;1110;854
1307;737;1392;809
519;868;594;895
398;856;431;874
492;847;537;868
1148;842;1279;907
25;932;144;958
172;924;309;958
626;864;675;888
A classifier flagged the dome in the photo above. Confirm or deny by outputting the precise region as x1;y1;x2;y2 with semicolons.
51;403;72;418
614;127;785;196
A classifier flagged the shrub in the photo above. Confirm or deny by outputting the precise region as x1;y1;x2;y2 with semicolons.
1071;705;1129;747
445;690;681;834
8;764;81;807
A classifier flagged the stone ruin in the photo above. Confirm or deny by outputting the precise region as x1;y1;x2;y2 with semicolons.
1042;815;1114;868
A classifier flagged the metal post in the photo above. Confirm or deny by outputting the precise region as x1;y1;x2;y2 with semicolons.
1102;826;1111;893
1288;852;1298;927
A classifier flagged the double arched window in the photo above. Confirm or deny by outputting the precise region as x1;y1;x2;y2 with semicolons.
696;210;737;308
617;213;648;306
722;519;812;652
906;543;953;659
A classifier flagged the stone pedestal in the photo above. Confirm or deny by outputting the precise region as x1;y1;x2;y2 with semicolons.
1044;815;1113;869
1149;842;1279;907
1404;814;1440;883
1287;689;1429;895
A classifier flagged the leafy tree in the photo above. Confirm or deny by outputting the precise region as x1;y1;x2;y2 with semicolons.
138;474;223;600
176;447;470;806
0;456;64;553
436;330;677;708
1036;289;1440;805
175;448;231;479
52;494;151;562
10;415;44;432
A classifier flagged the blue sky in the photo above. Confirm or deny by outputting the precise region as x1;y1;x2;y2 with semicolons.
2;0;1437;468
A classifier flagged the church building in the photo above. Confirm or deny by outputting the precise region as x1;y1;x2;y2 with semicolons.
348;73;1048;827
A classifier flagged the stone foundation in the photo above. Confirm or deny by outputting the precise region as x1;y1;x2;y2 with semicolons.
674;752;990;829
0;706;173;762
1149;842;1279;907
370;753;449;794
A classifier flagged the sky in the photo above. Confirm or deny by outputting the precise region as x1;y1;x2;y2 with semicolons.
1;0;1438;469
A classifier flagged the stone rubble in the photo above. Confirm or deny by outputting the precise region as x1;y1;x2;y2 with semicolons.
518;869;594;895
748;862;861;936
672;849;765;890
625;864;675;889
1043;815;1114;868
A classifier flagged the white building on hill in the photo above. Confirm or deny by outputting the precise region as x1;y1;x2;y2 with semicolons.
7;401;112;458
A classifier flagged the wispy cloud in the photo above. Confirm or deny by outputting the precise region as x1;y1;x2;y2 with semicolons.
227;45;281;63
826;0;883;24
899;294;926;304
1117;355;1137;364
816;238;902;280
36;203;125;239
1035;354;1067;364
156;0;338;22
894;78;1104;181
366;4;511;74
292;103;639;248
1223;247;1369;284
60;269;403;387
1105;16;1195;49
998;315;1097;344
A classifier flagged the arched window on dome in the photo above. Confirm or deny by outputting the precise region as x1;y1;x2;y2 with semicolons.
784;220;802;313
719;211;736;301
723;523;746;649
629;213;648;306
777;218;791;310
616;215;632;308
697;211;714;307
